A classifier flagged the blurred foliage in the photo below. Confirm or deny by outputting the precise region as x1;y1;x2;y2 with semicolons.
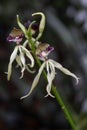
1;0;87;129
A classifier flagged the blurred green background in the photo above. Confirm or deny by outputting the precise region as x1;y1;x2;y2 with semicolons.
0;0;87;129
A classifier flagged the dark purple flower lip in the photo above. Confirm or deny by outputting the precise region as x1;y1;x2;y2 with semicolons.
36;43;54;60
36;43;54;54
7;28;24;42
24;20;31;29
46;45;54;52
7;35;23;42
24;20;38;31
32;23;38;31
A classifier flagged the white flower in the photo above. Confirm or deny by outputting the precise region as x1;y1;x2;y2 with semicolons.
7;45;34;80
20;59;79;99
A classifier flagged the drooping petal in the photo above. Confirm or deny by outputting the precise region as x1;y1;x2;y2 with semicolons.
49;60;56;81
25;64;35;73
7;46;18;80
20;46;34;67
50;59;79;84
16;55;22;68
20;62;46;99
7;63;12;81
10;46;18;64
19;47;26;78
23;40;28;47
45;61;55;97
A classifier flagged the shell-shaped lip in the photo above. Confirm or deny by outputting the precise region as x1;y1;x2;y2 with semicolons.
36;45;54;61
46;45;54;52
7;34;23;42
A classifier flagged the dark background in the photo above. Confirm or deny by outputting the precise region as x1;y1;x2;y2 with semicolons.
0;0;87;129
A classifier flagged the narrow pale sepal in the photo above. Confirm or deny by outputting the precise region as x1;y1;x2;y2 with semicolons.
20;46;34;67
23;40;28;47
50;59;79;85
45;61;55;97
7;63;12;81
20;62;46;99
17;15;28;38
25;65;35;73
10;46;18;64
7;46;18;80
32;12;45;41
19;47;26;78
16;55;22;68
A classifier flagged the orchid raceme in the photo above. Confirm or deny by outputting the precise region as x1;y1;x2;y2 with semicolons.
7;11;79;99
7;12;79;129
20;59;79;99
7;45;34;80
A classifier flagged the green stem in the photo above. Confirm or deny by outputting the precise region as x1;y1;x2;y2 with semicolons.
51;86;77;130
28;39;77;130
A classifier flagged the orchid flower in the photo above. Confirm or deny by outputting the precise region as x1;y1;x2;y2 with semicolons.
20;43;79;99
20;58;79;99
7;45;34;80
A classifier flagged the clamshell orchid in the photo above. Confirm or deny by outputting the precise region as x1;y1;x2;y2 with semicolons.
21;58;79;99
7;45;34;80
7;27;24;44
20;43;79;99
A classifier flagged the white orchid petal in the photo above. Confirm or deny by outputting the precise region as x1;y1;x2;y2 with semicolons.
7;63;12;80
50;59;79;84
16;55;22;68
45;75;54;98
49;60;56;81
20;62;46;99
23;40;28;47
19;47;25;65
7;46;18;80
25;65;35;73
46;61;50;74
45;61;55;98
20;46;34;67
20;67;25;79
10;46;18;64
19;47;26;78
